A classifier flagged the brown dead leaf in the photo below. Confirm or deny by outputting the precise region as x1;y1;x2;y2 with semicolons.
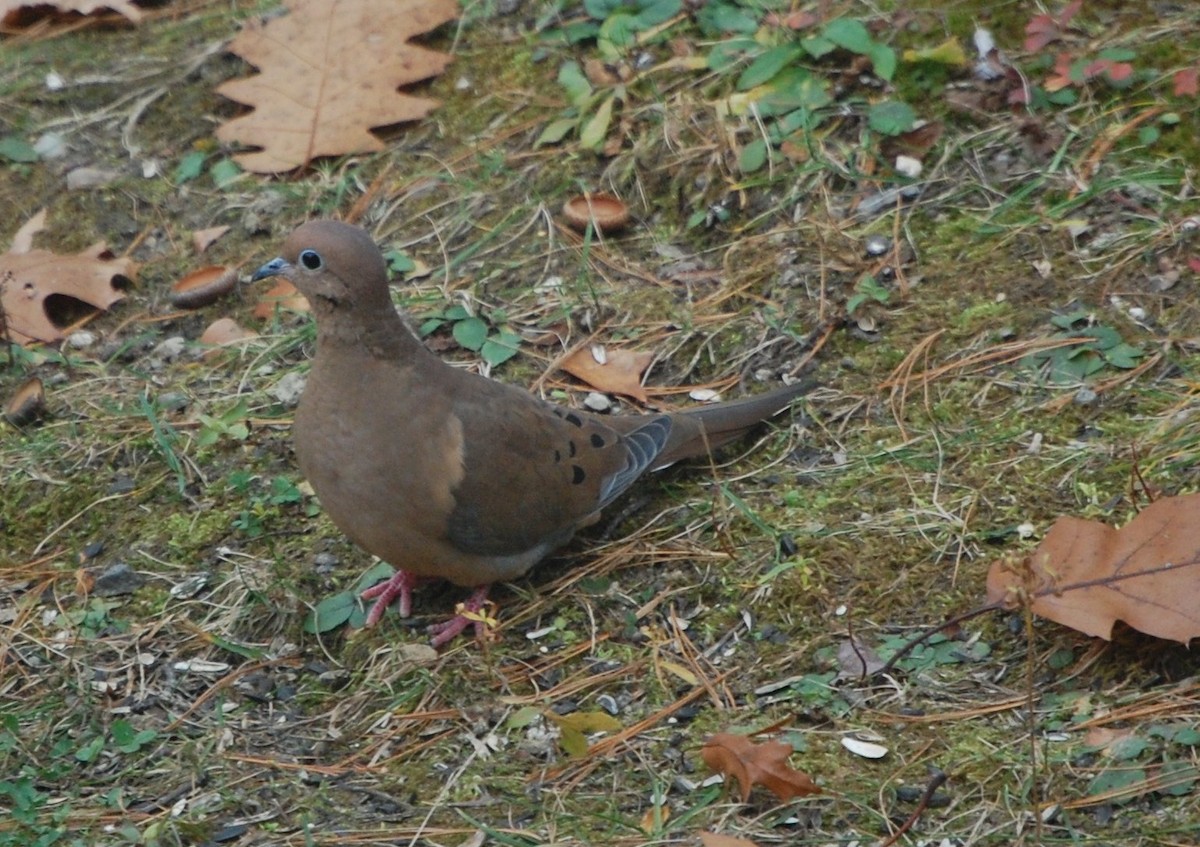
764;9;816;30
699;834;760;847
215;0;459;173
1174;68;1199;98
639;804;668;834
835;638;885;679
199;318;258;356
560;345;653;402
1;217;134;345
1083;727;1137;753
1;0;142;26
252;279;310;320
881;121;943;161
10;209;47;255
986;493;1200;644
192;226;230;254
700;732;820;803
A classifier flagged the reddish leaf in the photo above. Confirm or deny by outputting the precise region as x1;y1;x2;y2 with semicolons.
1059;0;1083;26
1104;61;1134;82
1188;256;1200;274
1023;0;1082;53
1023;14;1060;53
701;733;820;803
765;10;816;30
986;493;1200;644
1173;68;1198;97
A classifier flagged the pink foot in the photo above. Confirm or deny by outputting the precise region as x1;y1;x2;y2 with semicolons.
428;586;492;648
361;570;422;626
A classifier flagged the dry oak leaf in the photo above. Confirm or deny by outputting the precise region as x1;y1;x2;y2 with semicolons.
987;493;1200;644
215;0;459;173
1;0;142;26
560;344;654;403
1;213;134;345
701;732;820;803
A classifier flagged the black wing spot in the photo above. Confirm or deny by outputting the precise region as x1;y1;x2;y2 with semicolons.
572;465;586;484
568;440;577;457
565;412;583;427
590;433;605;448
554;449;561;462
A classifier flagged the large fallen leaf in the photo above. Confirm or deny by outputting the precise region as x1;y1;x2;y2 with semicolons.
987;493;1200;644
700;732;820;803
215;0;459;173
1;212;134;345
1;0;143;26
560;344;654;402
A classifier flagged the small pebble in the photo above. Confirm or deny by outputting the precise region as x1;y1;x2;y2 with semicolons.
66;166;121;190
151;337;187;362
156;391;189;412
170;574;210;598
92;562;145;597
894;155;922;178
1073;388;1098;406
33;132;68;159
583;392;611;412
314;552;339;572
865;234;891;256
66;330;96;349
269;371;307;406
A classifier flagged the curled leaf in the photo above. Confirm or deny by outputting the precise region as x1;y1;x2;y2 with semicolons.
701;732;820;803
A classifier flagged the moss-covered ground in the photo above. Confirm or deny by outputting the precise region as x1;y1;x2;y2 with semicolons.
2;0;1200;845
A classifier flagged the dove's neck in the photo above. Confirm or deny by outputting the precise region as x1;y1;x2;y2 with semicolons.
314;302;429;363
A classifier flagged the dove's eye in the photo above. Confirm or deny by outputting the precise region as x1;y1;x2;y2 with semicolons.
299;249;323;270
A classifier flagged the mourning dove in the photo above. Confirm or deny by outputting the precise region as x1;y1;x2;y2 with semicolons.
254;220;812;646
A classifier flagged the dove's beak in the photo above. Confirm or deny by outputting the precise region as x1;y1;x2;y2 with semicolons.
251;257;291;282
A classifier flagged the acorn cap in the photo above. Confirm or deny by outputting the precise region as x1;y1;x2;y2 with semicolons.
170;266;238;309
562;193;630;234
5;376;45;426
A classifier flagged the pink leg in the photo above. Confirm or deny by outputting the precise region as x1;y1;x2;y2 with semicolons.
361;570;423;626
427;586;492;647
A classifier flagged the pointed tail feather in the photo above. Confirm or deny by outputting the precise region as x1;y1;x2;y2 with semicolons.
655;378;814;466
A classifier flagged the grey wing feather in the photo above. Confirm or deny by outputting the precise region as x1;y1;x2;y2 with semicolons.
596;415;671;508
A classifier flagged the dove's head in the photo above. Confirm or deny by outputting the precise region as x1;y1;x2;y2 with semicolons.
253;220;391;314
